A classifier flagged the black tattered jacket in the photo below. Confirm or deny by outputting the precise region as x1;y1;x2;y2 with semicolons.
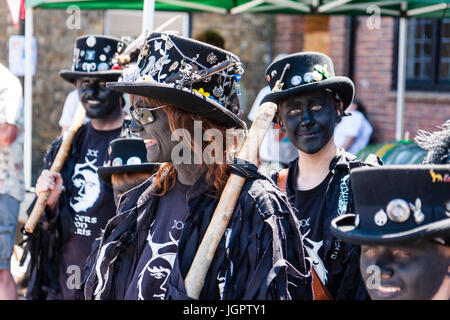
84;165;313;300
272;150;381;300
23;124;89;300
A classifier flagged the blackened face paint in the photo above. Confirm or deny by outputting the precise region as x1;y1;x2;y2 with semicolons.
76;77;122;119
279;91;339;154
131;96;178;163
129;118;144;134
360;241;450;300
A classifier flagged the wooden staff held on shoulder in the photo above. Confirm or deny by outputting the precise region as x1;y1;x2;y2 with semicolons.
24;102;86;234
184;64;291;299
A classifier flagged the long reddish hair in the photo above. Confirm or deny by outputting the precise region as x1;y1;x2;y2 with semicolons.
136;96;236;197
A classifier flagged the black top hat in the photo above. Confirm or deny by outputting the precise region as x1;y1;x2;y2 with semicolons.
261;52;355;110
330;165;450;245
97;138;158;187
60;35;127;84
106;32;246;129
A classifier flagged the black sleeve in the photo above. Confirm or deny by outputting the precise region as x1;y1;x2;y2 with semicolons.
335;244;370;300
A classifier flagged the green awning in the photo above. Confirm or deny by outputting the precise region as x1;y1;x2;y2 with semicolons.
26;0;450;18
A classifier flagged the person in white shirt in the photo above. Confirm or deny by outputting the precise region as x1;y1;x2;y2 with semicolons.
334;99;373;155
0;62;24;300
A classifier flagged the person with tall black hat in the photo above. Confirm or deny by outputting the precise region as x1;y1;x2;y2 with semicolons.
331;165;450;300
24;35;128;300
83;32;312;300
97;137;158;206
264;52;381;300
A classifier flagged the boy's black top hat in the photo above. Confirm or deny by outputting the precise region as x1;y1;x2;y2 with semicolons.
330;165;450;245
60;35;127;84
262;52;355;110
106;32;246;129
98;138;158;187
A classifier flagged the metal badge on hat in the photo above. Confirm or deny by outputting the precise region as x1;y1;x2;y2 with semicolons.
386;199;411;223
409;198;425;224
86;35;96;47
302;64;329;84
374;209;388;226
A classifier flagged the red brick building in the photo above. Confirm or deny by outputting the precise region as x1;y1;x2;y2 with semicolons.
273;15;450;144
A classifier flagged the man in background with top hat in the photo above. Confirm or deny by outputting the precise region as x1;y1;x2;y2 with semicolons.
265;52;381;299
24;35;128;300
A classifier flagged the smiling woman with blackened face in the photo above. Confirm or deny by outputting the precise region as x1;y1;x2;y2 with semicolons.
130;95;178;164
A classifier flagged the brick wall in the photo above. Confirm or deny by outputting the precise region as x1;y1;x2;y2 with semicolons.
273;14;304;56
328;16;348;77
0;3;19;66
303;16;330;56
329;16;450;143
191;12;274;122
352;17;396;143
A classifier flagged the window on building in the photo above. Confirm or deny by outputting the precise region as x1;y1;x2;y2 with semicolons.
396;18;450;91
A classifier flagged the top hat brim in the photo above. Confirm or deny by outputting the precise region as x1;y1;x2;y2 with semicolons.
98;163;159;187
261;76;355;111
60;70;123;84
330;213;450;246
107;81;247;130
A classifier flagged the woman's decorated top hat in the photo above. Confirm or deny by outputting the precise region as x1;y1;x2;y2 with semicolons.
106;32;246;129
262;52;355;111
331;165;450;245
98;138;158;187
60;35;127;84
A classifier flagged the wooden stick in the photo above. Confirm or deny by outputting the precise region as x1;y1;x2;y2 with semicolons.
184;101;277;299
184;63;290;299
24;102;86;234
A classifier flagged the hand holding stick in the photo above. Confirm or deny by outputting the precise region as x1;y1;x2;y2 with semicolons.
24;102;86;234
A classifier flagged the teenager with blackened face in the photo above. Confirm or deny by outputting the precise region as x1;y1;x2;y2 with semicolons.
26;35;128;300
265;52;382;300
83;32;312;301
331;165;450;300
278;90;341;156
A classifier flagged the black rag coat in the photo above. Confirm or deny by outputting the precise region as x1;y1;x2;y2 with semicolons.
83;164;313;300
23;124;89;300
271;150;382;300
